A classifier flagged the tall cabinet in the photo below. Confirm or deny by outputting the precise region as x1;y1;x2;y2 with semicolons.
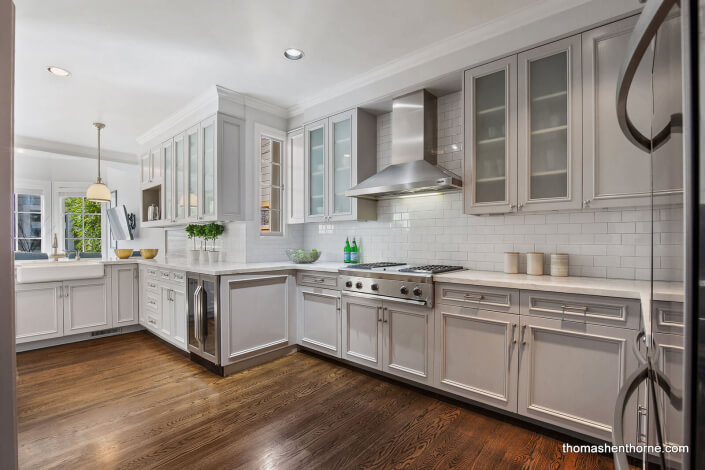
304;109;377;222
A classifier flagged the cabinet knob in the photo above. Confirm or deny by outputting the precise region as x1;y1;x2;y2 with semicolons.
517;203;524;210
509;203;516;210
583;199;592;208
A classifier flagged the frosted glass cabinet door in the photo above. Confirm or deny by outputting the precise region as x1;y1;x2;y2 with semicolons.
329;110;354;219
174;133;185;220
304;119;328;222
518;35;582;211
201;117;216;219
162;139;173;222
464;56;517;215
186;125;199;220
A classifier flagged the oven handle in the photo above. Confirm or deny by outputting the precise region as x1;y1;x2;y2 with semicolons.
342;290;429;307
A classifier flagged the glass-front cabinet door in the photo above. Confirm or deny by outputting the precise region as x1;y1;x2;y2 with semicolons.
304;118;328;222
464;56;517;215
162;139;173;222
174;133;185;220
517;35;582;211
185;125;200;220
201;116;216;219
328;110;354;220
150;147;161;184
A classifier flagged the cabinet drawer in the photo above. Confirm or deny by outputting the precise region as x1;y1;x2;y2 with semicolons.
297;271;338;289
159;270;172;281
171;271;186;283
143;292;160;313
436;283;519;314
653;301;684;335
520;290;640;330
144;279;159;293
144;312;161;330
143;267;158;279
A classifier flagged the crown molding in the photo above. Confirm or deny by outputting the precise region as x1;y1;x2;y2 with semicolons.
14;136;137;165
286;0;592;117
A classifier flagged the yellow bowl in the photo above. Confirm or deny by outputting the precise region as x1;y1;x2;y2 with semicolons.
140;249;159;259
114;248;133;259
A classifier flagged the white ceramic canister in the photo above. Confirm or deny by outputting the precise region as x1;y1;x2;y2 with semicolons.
550;253;569;277
526;252;544;276
504;252;520;274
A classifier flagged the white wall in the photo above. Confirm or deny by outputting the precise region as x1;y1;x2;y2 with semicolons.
304;92;685;282
0;0;17;466
14;151;163;253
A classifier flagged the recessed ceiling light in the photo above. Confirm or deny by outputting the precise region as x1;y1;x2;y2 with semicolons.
284;48;304;60
47;66;71;77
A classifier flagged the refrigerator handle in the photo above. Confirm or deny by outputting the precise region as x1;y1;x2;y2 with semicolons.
616;0;682;152
193;284;203;345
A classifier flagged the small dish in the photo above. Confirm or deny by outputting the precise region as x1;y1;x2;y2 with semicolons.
140;249;159;259
114;248;133;259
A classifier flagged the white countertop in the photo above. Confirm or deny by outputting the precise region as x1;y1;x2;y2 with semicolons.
94;257;343;275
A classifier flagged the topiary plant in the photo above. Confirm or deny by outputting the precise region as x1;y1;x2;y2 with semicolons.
202;223;225;251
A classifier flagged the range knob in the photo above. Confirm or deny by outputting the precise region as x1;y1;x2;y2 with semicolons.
355;281;363;289
345;280;353;288
413;287;423;296
400;286;409;295
371;283;379;291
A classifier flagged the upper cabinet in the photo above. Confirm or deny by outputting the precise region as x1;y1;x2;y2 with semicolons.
287;128;305;224
140;147;162;187
582;15;683;208
304;109;377;223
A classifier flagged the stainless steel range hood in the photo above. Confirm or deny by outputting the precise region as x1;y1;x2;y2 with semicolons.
346;89;462;200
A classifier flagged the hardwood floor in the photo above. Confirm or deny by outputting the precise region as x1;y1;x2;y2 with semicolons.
17;331;622;469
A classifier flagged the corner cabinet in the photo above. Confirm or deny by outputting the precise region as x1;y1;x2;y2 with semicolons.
286;128;306;224
140;113;245;226
304;109;377;223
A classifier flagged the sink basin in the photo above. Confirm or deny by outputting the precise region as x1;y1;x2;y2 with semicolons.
16;260;105;284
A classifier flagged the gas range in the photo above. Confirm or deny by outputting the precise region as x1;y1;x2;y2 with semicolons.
338;262;464;307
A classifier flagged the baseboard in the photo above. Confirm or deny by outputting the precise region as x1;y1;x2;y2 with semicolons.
16;324;145;352
222;345;299;376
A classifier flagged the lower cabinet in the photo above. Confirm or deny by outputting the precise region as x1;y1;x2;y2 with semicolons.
138;266;188;351
434;304;519;412
517;315;639;442
111;264;139;327
297;285;341;358
341;293;433;385
63;278;111;335
15;282;64;344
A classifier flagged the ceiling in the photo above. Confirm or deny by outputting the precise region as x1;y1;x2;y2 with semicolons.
15;0;549;155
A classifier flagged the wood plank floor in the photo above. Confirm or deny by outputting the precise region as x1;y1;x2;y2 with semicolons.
17;331;623;469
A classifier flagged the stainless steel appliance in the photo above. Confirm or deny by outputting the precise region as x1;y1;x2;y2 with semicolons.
339;262;464;307
187;273;220;370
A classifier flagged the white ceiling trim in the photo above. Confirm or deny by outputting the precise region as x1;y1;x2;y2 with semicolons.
286;0;592;117
14;136;137;165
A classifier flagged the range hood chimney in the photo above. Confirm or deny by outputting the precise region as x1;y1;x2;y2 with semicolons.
346;89;462;199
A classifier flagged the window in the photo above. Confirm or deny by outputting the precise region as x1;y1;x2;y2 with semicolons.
260;135;283;234
63;196;102;253
13;192;43;252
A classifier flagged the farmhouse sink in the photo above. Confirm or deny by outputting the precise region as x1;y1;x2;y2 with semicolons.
16;260;105;284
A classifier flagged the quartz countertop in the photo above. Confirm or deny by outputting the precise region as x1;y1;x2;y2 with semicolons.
94;258;343;275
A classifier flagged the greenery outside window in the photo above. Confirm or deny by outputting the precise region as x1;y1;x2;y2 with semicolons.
63;196;102;253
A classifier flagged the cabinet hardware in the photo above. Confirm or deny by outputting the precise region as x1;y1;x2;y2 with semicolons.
583;199;592;208
511;323;517;344
64;286;69;298
509;203;516;210
636;405;648;444
377;306;382;323
518;203;524;210
521;325;527;345
383;307;388;323
336;297;341;312
561;304;588;314
313;278;326;283
464;293;483;301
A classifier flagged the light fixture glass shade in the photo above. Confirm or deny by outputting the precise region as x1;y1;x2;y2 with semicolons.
86;180;111;202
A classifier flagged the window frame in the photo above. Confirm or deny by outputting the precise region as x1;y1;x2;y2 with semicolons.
53;182;107;256
14;179;51;253
255;123;287;237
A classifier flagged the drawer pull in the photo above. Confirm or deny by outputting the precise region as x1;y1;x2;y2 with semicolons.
561;304;588;314
464;293;484;301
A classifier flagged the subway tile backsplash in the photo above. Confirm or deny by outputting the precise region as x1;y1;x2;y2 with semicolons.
304;91;684;282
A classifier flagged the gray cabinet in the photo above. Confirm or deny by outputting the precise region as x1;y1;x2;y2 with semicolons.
434;303;519;411
517;314;638;442
297;286;341;357
341;294;383;369
111;264;138;327
582;15;682;208
138;265;188;351
63;278;111;335
287;128;305;224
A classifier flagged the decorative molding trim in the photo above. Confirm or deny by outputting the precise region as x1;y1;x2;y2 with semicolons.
14;136;136;164
286;0;593;116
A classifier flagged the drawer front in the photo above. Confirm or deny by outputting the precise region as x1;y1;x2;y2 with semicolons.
436;283;519;314
159;270;172;282
297;271;338;289
653;301;684;335
520;290;640;330
143;292;160;313
144;312;161;330
143;267;158;279
144;279;159;294
170;271;186;284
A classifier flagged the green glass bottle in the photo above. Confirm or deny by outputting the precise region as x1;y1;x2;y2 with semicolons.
344;237;351;263
351;238;359;264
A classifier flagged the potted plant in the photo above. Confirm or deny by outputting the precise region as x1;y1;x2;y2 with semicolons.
203;222;225;263
185;224;202;261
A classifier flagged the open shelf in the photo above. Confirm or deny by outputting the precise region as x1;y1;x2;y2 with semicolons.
141;185;162;223
531;90;567;103
531;125;568;136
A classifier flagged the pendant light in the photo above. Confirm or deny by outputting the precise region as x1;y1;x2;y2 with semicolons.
86;122;111;202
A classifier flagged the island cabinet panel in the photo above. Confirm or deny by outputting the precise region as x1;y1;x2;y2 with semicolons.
341;294;383;370
382;301;433;385
297;286;341;358
63;278;111;335
111;264;139;327
517;315;639;442
220;273;295;366
15;282;64;343
434;303;519;412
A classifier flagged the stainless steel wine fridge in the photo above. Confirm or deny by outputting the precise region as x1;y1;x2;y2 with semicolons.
187;273;221;371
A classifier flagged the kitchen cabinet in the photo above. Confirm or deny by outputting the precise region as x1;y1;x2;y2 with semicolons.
15;282;64;344
287;128;305;224
304;109;377;223
517;35;582;211
111;264;138;327
162;139;174;222
220;273;295;367
140;147;162;187
434;303;519;412
63;278;111;335
138;266;188;351
341;294;433;385
297;285;341;357
464;56;518;214
582;15;682;208
517;314;638;442
185;125;200;220
161;284;186;348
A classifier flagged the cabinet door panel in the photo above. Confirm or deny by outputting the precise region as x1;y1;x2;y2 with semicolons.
64;279;110;334
304;119;328;222
329;110;354;219
341;294;382;369
162;139;173;222
298;287;340;357
518;315;638;441
174;133;185;220
186;126;200;220
112;265;138;326
150;147;161;183
16;283;63;343
140;154;150;185
160;286;172;336
201;117;216;219
287;129;305;224
582;15;682;208
464;56;517;214
518;35;582;211
435;304;518;411
383;301;432;385
172;287;187;347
